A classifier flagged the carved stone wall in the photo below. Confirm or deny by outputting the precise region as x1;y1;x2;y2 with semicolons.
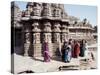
13;2;95;57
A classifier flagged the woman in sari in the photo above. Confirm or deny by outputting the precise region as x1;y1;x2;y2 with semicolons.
43;41;50;62
80;40;86;57
61;41;72;63
73;40;80;58
61;42;66;62
66;42;72;62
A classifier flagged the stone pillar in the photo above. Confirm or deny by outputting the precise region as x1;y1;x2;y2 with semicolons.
43;33;52;43
66;27;69;40
53;33;61;43
43;21;52;56
52;22;61;56
53;22;61;43
61;24;68;43
32;22;41;43
43;21;52;43
24;23;32;56
32;21;41;57
24;32;31;56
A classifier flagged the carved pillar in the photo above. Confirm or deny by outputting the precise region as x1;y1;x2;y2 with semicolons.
53;22;61;43
66;27;69;40
32;21;41;43
24;32;31;56
32;21;41;57
42;21;53;56
23;23;32;56
43;21;52;43
61;24;68;43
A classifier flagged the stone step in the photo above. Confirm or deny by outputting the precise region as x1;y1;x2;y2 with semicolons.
59;65;79;71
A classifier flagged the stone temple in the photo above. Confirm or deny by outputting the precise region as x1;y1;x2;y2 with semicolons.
11;2;96;57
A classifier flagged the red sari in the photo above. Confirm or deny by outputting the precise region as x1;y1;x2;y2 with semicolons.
73;43;80;58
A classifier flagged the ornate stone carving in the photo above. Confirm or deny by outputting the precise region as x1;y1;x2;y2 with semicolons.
42;3;51;17
53;33;61;43
24;32;31;56
25;33;30;44
32;22;41;43
62;24;67;32
61;33;67;43
26;2;33;13
52;22;61;43
43;22;51;32
33;33;40;43
43;33;52;43
32;22;41;32
53;9;61;17
53;22;61;32
31;3;41;16
43;21;52;43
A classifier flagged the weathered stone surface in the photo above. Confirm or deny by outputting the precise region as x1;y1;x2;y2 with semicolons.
12;2;96;57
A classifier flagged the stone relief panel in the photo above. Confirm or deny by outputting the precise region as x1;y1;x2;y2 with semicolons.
31;3;41;16
43;22;51;32
53;9;61;17
61;33;67;42
43;33;51;43
33;33;40;44
42;3;51;17
25;33;31;44
32;22;41;32
53;22;61;32
53;33;61;43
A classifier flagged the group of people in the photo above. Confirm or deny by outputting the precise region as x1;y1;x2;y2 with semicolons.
61;39;87;63
43;39;87;63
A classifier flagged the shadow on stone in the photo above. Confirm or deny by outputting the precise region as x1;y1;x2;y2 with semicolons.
31;57;44;62
18;70;34;74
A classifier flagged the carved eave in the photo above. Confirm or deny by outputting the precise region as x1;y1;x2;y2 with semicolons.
43;27;52;32
52;29;61;32
24;29;31;32
52;17;61;21
44;22;51;26
42;16;52;20
61;19;69;22
32;28;41;32
32;22;39;26
61;30;67;33
21;16;30;21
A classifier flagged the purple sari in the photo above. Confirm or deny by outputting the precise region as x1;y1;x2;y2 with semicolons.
43;42;50;62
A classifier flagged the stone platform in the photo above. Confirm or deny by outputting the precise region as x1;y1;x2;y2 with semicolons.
12;53;80;74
